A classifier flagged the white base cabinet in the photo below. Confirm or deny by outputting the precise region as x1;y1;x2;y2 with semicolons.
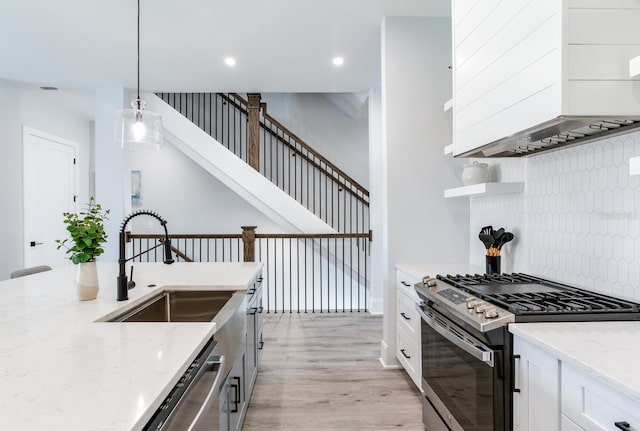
513;335;640;431
395;269;422;391
562;364;640;431
513;337;560;431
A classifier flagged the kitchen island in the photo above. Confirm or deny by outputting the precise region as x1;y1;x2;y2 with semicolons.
0;262;262;431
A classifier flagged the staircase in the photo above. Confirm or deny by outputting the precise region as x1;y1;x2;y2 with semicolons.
141;92;371;311
153;92;370;235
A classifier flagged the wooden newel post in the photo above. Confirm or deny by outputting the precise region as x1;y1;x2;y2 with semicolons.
247;93;261;171
241;226;257;262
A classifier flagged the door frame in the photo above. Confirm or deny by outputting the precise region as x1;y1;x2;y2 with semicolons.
22;126;80;267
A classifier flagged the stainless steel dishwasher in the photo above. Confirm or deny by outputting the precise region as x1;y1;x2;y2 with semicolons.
143;338;225;431
142;293;247;431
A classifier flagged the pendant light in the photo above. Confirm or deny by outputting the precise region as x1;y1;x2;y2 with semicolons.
115;0;162;149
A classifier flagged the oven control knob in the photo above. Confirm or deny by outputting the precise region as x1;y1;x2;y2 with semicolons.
484;308;499;319
474;302;488;313
465;297;480;308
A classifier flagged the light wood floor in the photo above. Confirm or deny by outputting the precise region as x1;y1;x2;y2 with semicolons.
243;313;424;430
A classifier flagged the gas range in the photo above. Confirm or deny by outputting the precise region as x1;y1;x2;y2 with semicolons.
415;273;640;333
415;273;640;431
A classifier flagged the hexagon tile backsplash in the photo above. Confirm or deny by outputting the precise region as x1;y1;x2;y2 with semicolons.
469;130;640;302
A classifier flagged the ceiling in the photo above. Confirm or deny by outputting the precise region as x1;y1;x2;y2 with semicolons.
0;0;449;95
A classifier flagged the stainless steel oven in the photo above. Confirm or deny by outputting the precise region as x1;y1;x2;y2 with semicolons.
415;272;640;431
417;303;508;431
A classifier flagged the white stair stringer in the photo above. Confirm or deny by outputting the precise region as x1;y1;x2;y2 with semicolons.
145;93;335;234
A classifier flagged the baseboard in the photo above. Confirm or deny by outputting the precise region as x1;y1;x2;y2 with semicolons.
368;297;383;315
379;339;400;368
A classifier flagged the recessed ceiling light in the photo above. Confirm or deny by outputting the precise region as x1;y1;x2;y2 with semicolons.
332;57;344;66
224;57;236;67
40;86;58;91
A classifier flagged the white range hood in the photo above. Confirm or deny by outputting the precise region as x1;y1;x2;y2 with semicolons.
451;0;640;158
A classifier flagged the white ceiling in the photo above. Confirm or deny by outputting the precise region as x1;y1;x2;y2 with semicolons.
0;0;449;95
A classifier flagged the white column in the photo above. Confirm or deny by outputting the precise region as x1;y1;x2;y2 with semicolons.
368;85;385;316
94;87;131;262
379;17;470;366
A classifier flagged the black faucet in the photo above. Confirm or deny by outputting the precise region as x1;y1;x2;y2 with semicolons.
117;210;174;301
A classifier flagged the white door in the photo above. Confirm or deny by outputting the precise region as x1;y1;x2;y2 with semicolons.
23;127;78;269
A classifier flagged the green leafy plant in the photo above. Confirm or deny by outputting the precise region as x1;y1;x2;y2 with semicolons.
56;197;110;264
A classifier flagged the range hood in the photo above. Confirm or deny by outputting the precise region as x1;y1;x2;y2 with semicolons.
458;116;640;158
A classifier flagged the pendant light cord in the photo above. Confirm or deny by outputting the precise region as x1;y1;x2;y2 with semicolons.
137;0;141;105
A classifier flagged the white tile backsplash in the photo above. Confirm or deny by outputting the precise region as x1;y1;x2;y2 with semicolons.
469;130;640;301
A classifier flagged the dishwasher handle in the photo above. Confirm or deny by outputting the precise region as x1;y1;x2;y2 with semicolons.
186;354;225;431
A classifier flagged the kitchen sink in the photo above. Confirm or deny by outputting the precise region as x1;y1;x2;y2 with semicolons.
106;290;236;322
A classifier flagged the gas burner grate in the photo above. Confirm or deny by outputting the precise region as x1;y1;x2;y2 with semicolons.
489;291;638;315
436;273;640;316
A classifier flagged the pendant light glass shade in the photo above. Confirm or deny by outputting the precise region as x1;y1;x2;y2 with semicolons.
115;99;163;149
114;0;162;150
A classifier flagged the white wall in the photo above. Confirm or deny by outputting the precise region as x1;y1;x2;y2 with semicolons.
0;80;91;279
261;93;369;189
128;138;287;235
379;17;470;366
469;130;640;302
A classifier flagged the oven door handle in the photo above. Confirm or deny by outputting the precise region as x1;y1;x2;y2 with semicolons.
416;303;494;367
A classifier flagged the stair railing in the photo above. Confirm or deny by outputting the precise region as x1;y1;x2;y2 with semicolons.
156;92;369;234
127;226;371;313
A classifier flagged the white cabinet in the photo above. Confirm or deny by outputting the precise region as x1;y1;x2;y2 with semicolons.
513;337;560;431
562;363;640;431
395;269;422;390
451;0;640;156
513;334;640;431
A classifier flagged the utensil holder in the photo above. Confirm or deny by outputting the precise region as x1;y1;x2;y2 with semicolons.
486;256;501;275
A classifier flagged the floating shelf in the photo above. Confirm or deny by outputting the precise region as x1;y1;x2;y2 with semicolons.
630;156;640;175
444;182;524;198
443;98;453;112
444;143;454;155
630;56;640;78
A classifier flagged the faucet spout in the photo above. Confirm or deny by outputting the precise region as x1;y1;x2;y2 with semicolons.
117;210;174;301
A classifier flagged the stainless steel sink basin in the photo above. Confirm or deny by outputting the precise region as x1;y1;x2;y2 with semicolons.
109;290;236;322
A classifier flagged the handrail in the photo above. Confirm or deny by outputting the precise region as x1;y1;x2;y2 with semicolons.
171;245;193;262
260;110;370;199
227;92;368;200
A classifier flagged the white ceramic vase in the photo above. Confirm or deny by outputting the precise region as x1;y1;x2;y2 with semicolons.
76;260;99;301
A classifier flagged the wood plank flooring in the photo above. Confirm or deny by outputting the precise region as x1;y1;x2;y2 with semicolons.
243;313;424;430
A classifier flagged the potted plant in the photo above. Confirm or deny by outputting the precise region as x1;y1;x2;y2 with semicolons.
56;196;110;300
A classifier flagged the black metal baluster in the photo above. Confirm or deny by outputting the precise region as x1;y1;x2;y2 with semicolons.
266;238;271;313
297;238;300;313
281;239;285;312
334;238;337;312
342;237;345;313
304;238;308;313
288;238;292;313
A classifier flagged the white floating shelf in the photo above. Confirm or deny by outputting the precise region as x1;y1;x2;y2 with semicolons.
630;55;640;78
630;156;640;175
444;143;454;155
443;98;453;112
444;182;524;198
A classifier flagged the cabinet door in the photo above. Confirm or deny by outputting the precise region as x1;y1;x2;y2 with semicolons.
562;363;640;431
561;414;585;431
245;304;258;397
228;353;246;431
513;337;560;431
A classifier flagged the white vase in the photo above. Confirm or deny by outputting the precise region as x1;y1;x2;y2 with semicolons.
76;261;99;301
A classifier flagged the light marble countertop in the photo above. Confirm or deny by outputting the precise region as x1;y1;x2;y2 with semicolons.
0;262;262;431
396;263;485;281
510;322;640;404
